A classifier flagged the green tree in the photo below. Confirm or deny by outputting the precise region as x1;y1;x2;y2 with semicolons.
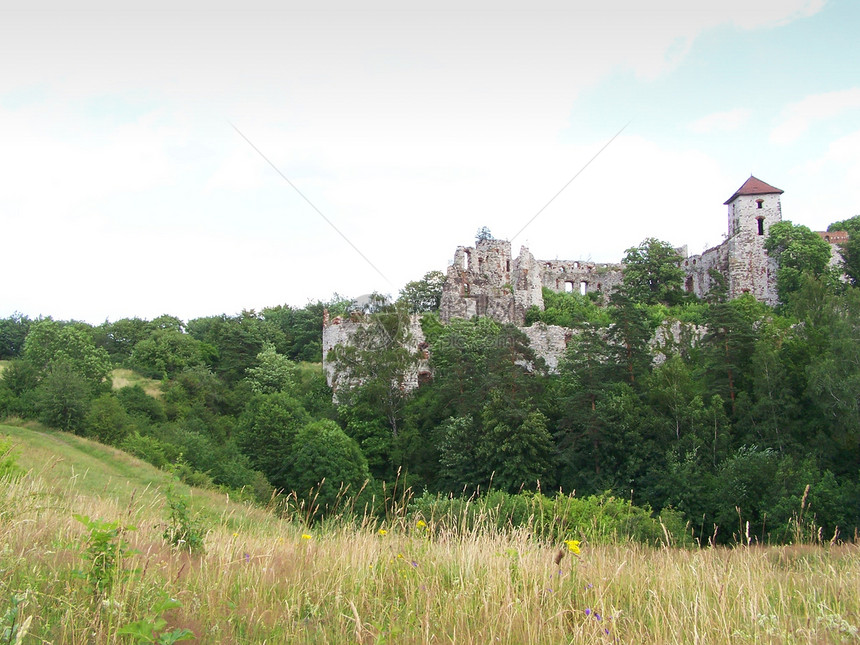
187;311;284;385
330;303;420;437
621;238;685;306
477;395;555;493
236;392;309;489
607;288;653;385
0;312;32;359
764;220;834;306
398;270;446;314
244;343;297;394
806;289;860;472
288;419;371;516
23;320;112;391
701;296;759;415
476;226;494;242
95;317;151;365
85;394;130;445
130;328;206;379
36;360;92;432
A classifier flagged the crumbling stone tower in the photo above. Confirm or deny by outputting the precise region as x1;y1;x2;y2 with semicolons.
723;176;783;305
439;238;543;324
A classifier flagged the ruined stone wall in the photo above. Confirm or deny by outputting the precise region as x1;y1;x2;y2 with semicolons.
519;322;573;372
440;239;543;326
682;242;729;300
537;260;624;298
322;314;428;393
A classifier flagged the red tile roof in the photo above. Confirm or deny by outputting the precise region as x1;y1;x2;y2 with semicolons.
724;176;784;204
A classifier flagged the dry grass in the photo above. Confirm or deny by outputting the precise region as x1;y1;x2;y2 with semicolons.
1;426;859;644
2;474;858;643
111;369;162;398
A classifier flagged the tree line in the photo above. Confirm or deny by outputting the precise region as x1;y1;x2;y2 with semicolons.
1;217;859;543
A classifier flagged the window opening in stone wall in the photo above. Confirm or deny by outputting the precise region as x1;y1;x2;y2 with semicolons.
565;281;574;293
465;251;471;270
757;217;765;236
685;276;693;293
580;281;587;296
573;262;579;269
506;259;510;272
756;199;764;209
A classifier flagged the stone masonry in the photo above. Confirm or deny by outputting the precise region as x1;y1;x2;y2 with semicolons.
323;176;848;390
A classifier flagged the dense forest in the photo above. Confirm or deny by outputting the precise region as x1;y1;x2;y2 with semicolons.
2;216;859;545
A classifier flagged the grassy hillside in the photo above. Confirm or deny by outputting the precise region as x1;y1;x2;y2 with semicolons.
2;422;859;644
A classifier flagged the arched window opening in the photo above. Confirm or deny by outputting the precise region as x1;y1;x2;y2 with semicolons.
564;281;574;293
580;281;588;296
757;217;765;236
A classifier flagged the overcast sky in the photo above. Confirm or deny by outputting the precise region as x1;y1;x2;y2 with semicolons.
2;0;858;324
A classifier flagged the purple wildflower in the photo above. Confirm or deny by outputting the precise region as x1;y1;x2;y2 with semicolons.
585;608;591;616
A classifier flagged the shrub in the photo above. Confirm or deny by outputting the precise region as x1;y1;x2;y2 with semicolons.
408;489;694;546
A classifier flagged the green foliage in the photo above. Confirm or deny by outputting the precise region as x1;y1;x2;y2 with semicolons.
398;270;446;314
118;592;194;644
95;317;151;365
621;238;685;306
1;592;32;645
244;342;297;394
408;489;693;546
525;288;611;327
36;360;93;432
72;514;136;597
117;385;166;422
0;436;21;479
287;419;371;518
0;312;32;360
261;296;351;362
475;226;494;243
236;392;309;488
23;320;112;390
85;393;130;445
765;220;835;306
162;487;206;553
828;215;860;286
130;329;206;379
330;303;420;436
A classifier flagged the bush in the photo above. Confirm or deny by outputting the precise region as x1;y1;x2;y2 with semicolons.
85;394;130;445
408;489;694;546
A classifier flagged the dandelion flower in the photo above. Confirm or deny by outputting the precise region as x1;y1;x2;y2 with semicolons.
378;529;388;536
232;532;239;538
564;539;581;555
416;520;427;529
301;534;312;540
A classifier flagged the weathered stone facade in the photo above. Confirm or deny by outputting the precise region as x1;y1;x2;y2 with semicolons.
439;176;799;321
323;176;847;392
680;177;783;306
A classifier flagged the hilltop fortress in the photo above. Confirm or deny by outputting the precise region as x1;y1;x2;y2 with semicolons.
323;176;845;388
439;176;797;325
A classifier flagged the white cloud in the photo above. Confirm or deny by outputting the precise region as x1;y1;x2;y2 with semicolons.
688;108;752;133
771;88;860;144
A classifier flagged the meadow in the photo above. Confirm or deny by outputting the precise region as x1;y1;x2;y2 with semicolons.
1;422;858;644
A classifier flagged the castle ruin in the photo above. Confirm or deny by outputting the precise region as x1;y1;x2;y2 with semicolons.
323;176;847;389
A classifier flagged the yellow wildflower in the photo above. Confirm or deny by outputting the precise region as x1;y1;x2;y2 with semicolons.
301;534;312;540
378;529;388;536
565;539;581;555
416;520;427;529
